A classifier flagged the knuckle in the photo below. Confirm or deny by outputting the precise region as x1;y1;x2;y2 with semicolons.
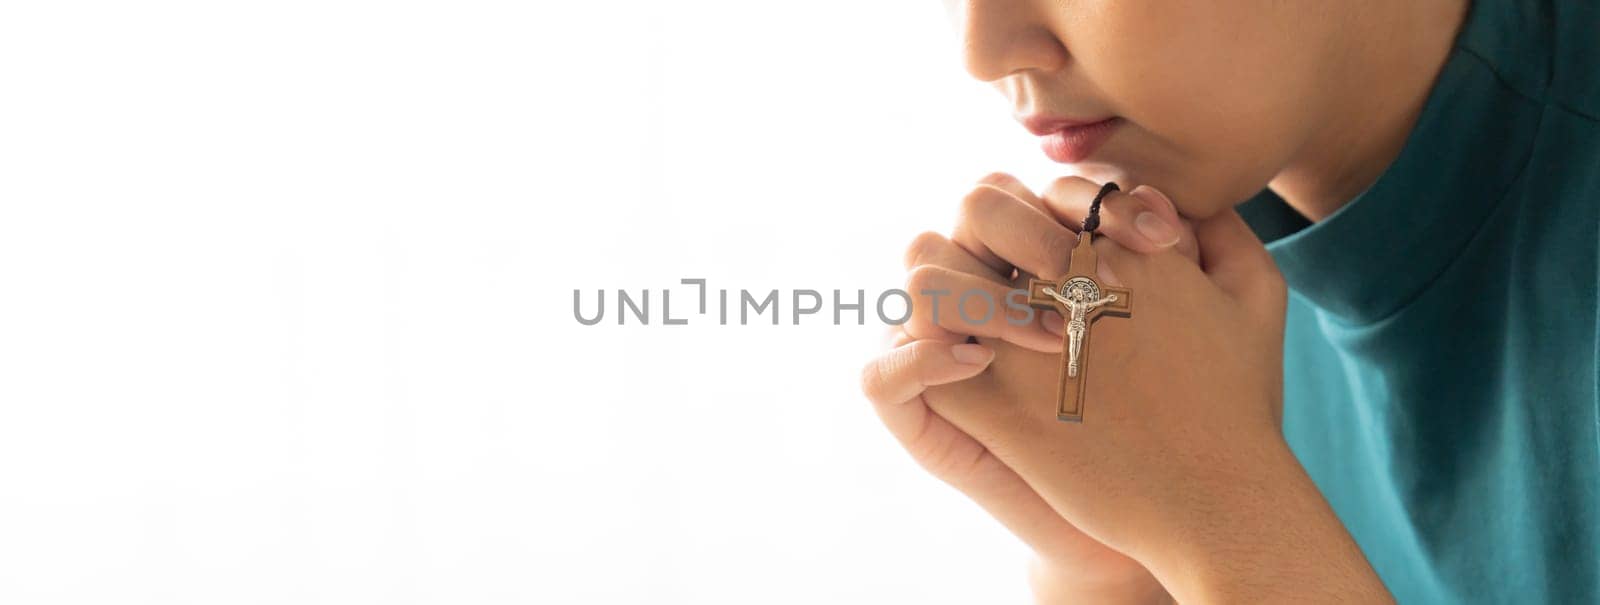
1046;175;1094;189
885;326;916;349
858;359;885;401
903;266;950;334
903;231;949;269
861;354;906;403
914;447;976;484
915;426;1016;486
960;183;1009;218
977;171;1017;187
905;264;946;294
863;343;931;403
1044;175;1095;201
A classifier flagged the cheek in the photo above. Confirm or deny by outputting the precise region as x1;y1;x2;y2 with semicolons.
1092;13;1292;149
1069;2;1319;208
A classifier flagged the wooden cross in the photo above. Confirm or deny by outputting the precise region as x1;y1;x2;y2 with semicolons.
1026;231;1132;422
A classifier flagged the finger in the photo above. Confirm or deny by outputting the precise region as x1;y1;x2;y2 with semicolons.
1040;177;1189;256
953;183;1080;281
860;340;1105;560
974;173;1104;264
885;325;914;348
903;230;1005;282
974;171;1061;220
1193;208;1285;311
1087;233;1148;291
881;324;912;350
861;339;994;408
1007;265;1071;338
950;183;1024;276
1125;185;1200;264
905;264;1061;353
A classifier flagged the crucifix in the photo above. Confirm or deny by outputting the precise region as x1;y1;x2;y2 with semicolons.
1026;186;1132;422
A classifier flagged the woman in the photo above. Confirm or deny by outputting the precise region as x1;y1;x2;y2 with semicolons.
860;0;1599;602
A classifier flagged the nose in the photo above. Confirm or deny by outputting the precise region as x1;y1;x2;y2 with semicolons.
956;0;1069;82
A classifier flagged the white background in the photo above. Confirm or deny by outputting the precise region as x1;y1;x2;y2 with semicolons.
0;2;1086;603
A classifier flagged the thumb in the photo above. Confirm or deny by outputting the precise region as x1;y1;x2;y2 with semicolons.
1193;208;1284;311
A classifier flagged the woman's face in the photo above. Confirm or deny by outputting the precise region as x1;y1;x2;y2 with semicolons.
947;0;1342;217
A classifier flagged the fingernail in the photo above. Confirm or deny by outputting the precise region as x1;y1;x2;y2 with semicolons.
1134;211;1180;248
1041;310;1065;336
951;343;994;365
1128;186;1182;248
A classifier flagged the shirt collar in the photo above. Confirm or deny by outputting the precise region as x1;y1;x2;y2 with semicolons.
1237;1;1546;325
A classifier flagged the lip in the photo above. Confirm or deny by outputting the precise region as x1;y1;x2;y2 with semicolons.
1023;115;1123;164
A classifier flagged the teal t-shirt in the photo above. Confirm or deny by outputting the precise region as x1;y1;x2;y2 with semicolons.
1236;1;1600;602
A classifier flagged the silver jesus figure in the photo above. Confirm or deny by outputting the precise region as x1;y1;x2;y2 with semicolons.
1047;281;1120;378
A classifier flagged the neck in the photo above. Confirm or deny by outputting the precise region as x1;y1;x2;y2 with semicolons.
1268;0;1470;222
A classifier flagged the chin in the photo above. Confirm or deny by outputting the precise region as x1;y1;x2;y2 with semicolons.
1071;163;1134;188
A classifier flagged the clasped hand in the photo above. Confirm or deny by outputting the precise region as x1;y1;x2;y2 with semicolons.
861;173;1383;603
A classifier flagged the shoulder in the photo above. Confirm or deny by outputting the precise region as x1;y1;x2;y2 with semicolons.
1549;0;1600;121
1457;0;1600;125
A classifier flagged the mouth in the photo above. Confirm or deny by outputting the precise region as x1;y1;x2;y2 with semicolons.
1021;115;1123;164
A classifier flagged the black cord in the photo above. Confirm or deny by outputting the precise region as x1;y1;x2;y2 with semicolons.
1081;181;1119;234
